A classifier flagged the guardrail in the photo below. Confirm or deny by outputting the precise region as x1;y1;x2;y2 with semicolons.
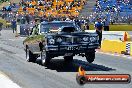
85;30;131;41
17;23;35;36
101;40;126;54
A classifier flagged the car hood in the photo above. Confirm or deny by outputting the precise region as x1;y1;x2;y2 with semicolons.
46;32;98;37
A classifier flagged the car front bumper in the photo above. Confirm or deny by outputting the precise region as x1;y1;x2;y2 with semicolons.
45;43;99;56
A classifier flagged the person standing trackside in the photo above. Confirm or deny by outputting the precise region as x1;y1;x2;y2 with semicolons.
0;22;3;31
11;19;17;33
103;17;109;31
95;18;103;47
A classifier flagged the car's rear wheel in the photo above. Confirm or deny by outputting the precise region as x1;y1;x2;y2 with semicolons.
85;52;95;63
41;51;51;66
64;56;73;62
26;49;37;62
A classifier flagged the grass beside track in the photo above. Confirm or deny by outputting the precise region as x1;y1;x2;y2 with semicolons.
89;24;132;31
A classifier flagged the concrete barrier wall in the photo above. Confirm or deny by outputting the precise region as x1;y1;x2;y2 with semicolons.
101;40;126;54
101;40;132;56
85;30;132;55
17;24;35;36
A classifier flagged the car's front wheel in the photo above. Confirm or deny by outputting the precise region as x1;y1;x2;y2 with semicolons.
85;52;95;63
41;51;51;66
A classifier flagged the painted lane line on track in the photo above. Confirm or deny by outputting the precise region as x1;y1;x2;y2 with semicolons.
96;50;132;60
0;72;21;88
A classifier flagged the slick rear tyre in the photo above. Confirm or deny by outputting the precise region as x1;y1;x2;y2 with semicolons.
64;56;73;62
26;49;37;63
85;52;95;63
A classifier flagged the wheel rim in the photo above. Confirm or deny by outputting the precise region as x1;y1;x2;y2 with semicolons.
41;51;46;64
26;49;29;61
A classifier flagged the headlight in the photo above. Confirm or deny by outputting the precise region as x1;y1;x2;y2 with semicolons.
83;37;89;42
57;37;62;43
49;39;55;44
90;37;96;42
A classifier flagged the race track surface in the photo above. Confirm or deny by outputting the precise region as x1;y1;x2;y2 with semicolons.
0;30;132;88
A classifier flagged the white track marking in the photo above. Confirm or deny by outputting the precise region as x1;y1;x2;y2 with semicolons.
0;72;21;88
96;50;132;60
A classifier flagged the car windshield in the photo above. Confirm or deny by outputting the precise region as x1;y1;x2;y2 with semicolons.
40;22;81;33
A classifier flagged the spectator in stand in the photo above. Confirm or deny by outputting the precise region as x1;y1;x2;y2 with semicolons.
95;18;103;47
85;17;89;30
25;13;30;24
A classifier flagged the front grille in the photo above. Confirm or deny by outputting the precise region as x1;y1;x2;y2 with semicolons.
64;37;81;43
74;37;81;43
65;37;72;43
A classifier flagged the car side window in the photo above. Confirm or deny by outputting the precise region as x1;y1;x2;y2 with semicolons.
61;27;76;33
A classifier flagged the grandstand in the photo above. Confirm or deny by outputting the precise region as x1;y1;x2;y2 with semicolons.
17;0;86;17
78;0;131;23
1;0;132;24
88;0;132;23
130;0;132;5
79;0;96;17
93;0;132;12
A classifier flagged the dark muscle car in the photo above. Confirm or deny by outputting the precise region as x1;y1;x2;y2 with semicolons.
23;21;99;65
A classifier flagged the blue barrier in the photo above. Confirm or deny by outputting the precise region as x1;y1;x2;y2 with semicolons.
19;23;35;36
